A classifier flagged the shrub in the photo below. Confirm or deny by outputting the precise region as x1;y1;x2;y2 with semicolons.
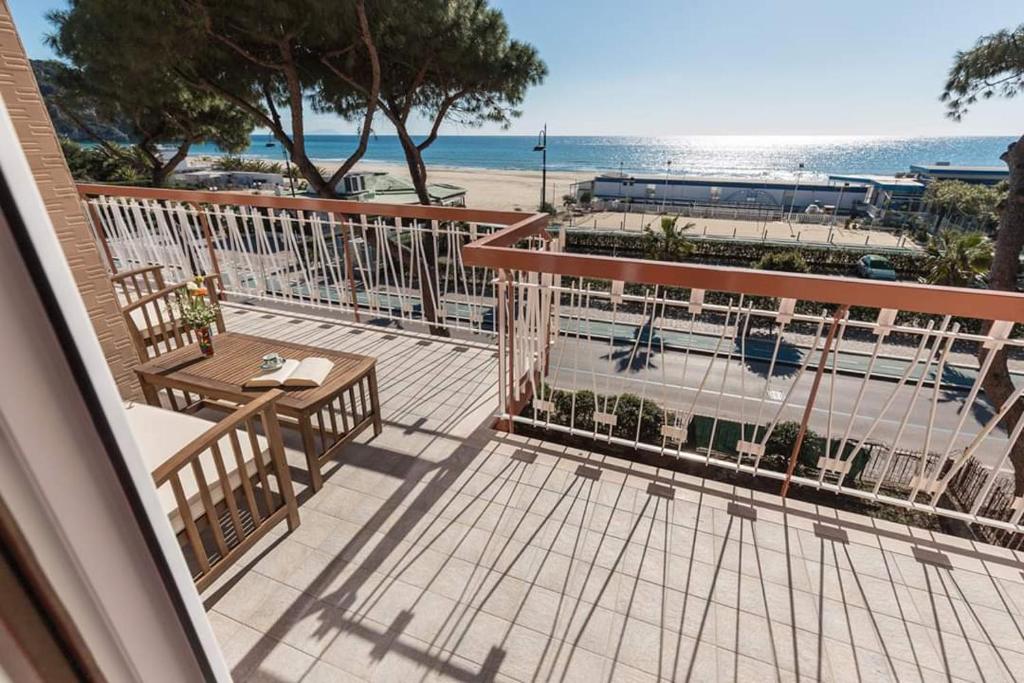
755;250;809;273
765;421;823;470
555;388;595;432
61;138;145;183
612;393;663;443
211;155;284;174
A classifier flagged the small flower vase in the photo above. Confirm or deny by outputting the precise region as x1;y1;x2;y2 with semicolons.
197;325;214;357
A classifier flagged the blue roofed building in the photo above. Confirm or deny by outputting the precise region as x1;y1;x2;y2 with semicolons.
909;163;1008;186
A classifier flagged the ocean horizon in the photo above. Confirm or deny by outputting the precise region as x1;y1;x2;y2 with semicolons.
187;133;1015;180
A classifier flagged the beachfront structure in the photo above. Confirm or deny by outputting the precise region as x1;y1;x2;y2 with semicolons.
827;173;927;215
583;173;868;215
331;170;466;206
171;169;286;191
909;163;1009;186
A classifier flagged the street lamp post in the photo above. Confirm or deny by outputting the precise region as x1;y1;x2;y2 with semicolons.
787;162;804;223
660;159;672;213
618;160;626;229
533;124;547;211
831;181;849;227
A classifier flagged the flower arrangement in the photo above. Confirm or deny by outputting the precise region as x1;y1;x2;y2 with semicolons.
176;275;219;355
177;275;220;328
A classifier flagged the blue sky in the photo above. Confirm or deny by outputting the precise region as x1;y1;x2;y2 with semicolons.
9;0;1023;136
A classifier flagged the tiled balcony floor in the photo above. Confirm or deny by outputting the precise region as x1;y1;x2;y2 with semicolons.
203;304;1024;683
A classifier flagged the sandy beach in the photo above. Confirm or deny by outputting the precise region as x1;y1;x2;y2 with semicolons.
330;161;587;212
192;155;587;212
187;155;913;247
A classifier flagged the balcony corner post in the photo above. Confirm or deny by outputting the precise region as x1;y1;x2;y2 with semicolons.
781;304;849;499
194;206;223;299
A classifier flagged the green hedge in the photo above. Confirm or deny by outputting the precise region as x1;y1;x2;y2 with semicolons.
534;387;870;481
563;230;926;278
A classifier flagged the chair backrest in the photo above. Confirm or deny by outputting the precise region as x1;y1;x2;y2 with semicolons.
110;265;167;308
119;276;225;363
149;390;298;591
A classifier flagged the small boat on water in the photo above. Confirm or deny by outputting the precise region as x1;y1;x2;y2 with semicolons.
264;141;275;147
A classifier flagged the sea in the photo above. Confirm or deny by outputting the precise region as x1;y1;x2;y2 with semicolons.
188;134;1015;180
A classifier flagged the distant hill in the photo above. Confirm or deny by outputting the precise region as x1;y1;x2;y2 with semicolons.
31;59;131;142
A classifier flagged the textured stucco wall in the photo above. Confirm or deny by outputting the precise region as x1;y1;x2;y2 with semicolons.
0;2;139;398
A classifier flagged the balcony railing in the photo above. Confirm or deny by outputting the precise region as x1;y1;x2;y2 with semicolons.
79;183;551;336
464;215;1024;545
79;183;1024;545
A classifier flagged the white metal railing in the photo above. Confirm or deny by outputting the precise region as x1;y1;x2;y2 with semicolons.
82;185;1024;544
590;200;842;224
85;193;534;335
497;277;1024;543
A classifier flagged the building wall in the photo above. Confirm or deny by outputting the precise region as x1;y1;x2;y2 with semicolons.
0;3;139;399
591;176;867;214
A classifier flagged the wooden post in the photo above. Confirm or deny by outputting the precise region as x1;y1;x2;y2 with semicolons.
338;214;360;323
194;207;223;299
84;199;117;275
506;271;516;425
780;305;849;499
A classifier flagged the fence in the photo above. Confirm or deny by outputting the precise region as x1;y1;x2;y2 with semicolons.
463;217;1024;539
79;183;1024;541
589;199;841;224
80;184;553;337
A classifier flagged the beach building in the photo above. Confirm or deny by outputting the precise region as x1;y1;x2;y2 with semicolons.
584;173;868;215
827;173;927;215
909;163;1009;185
171;169;286;191
330;170;466;206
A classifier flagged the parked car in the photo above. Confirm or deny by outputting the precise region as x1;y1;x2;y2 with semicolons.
856;254;897;281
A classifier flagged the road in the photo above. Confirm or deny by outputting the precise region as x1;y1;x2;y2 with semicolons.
542;334;1015;471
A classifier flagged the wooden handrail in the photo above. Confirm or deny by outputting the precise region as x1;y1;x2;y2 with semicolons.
77;182;541;227
152;389;283;484
462;242;1024;323
464;212;551;249
109;264;165;282
120;282;185;312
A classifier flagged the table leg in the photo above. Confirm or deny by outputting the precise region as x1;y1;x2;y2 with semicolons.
139;378;160;407
368;367;382;436
299;415;324;493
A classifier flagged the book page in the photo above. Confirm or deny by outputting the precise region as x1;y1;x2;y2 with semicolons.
283;357;333;387
245;358;300;388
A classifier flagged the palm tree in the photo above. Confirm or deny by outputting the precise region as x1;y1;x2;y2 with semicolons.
642;215;695;262
920;229;993;287
636;216;695;343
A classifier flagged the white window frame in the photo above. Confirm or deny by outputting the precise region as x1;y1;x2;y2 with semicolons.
0;96;229;681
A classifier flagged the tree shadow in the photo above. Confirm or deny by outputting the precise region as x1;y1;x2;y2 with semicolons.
600;336;660;373
938;387;1004;434
735;332;803;379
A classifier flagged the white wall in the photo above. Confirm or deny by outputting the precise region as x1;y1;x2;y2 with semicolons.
592;177;867;213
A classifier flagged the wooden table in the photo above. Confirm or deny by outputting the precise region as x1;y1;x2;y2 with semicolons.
135;332;381;491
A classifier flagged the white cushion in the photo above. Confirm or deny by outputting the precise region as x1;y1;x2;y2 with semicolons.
124;402;270;533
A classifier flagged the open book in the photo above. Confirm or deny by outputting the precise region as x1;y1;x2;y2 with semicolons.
245;357;333;388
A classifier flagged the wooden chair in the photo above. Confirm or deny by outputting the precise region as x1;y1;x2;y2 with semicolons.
124;390;299;591
119;275;226;363
109;265;167;308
